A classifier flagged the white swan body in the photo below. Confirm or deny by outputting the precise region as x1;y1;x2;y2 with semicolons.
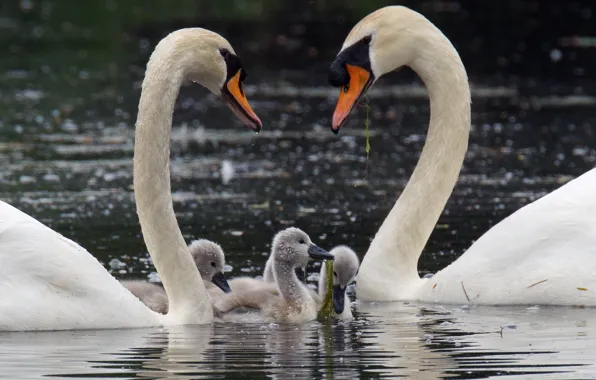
328;6;596;306
414;169;596;306
0;28;262;331
0;202;162;330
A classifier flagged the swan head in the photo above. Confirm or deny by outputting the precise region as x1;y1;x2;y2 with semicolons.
328;6;433;132
188;239;231;293
329;246;360;314
152;28;262;132
272;227;334;269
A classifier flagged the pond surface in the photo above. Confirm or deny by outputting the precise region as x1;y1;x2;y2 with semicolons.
1;1;596;379
1;304;595;379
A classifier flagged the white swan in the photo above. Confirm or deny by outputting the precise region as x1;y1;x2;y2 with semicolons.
328;5;596;306
318;246;359;318
214;227;333;323
0;28;262;331
121;239;232;313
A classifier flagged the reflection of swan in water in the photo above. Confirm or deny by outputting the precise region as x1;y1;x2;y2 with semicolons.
355;302;596;378
0;327;215;379
0;329;148;378
263;325;316;380
135;326;215;379
1;306;593;378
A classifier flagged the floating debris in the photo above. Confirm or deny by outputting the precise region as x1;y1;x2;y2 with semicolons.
423;334;434;344
500;322;518;337
461;281;471;303
221;160;235;185
148;272;161;283
19;175;36;184
527;279;548;288
108;258;126;270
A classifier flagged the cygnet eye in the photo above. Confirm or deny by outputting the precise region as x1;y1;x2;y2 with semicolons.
298;239;305;244
210;262;216;268
333;271;338;277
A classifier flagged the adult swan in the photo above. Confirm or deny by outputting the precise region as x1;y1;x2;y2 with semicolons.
0;28;262;331
329;6;596;306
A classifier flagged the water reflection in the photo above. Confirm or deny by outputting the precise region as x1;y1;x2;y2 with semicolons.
1;303;594;379
358;302;596;379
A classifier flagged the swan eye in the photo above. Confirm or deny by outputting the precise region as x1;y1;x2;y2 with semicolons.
362;35;372;45
219;48;230;58
210;262;216;268
298;239;305;244
333;271;338;277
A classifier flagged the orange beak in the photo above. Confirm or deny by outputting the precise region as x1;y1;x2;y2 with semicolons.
331;64;373;134
222;71;262;133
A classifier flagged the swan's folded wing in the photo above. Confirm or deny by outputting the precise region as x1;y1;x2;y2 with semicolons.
425;168;596;306
213;286;278;314
0;201;159;331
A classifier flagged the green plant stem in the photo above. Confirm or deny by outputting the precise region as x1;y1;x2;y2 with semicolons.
316;260;335;322
364;96;371;159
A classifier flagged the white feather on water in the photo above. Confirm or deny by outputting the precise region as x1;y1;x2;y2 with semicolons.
221;160;235;185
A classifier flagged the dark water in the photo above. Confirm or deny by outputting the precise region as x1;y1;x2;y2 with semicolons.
1;1;596;379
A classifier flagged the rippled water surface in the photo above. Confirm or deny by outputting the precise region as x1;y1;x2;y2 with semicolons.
1;1;596;379
1;305;596;379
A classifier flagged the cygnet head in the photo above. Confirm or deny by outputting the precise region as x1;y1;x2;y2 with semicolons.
188;239;231;293
147;28;262;131
328;6;443;132
330;246;360;314
272;227;334;269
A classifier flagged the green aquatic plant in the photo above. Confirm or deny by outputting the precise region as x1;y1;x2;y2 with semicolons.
317;260;336;322
364;96;371;159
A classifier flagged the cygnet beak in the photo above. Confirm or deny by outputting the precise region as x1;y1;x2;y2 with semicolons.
307;244;334;261
332;284;346;314
211;272;232;293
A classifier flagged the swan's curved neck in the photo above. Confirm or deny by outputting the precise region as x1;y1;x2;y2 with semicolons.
134;51;212;322
274;260;304;306
363;31;471;291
